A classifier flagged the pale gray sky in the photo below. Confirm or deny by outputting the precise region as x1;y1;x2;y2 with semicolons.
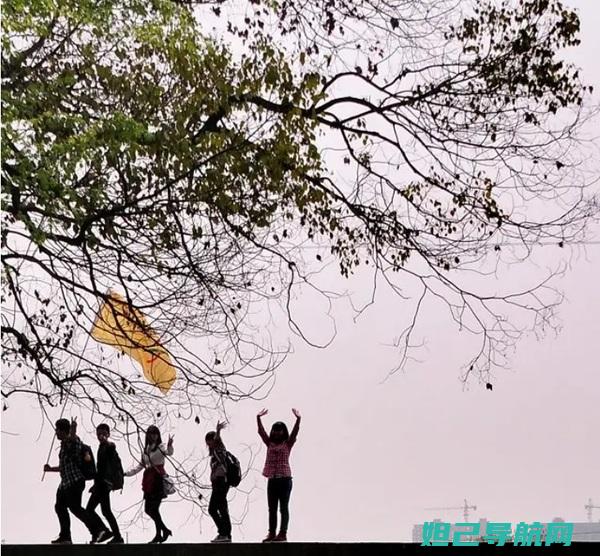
2;0;599;545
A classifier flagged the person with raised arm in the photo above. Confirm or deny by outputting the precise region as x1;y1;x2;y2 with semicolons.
257;408;301;542
124;425;174;543
205;421;232;543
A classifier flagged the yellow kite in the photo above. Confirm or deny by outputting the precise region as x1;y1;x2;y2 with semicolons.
90;291;176;394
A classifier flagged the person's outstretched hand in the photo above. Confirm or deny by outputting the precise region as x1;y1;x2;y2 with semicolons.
292;408;301;419
167;434;174;448
66;417;78;439
216;421;227;432
257;409;268;418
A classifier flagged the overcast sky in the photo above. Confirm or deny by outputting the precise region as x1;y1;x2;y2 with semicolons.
2;0;599;545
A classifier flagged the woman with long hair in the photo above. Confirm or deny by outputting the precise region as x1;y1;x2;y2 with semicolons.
257;408;301;542
125;425;174;543
205;421;232;543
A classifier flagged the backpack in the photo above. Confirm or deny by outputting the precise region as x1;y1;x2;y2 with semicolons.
105;447;124;491
224;451;242;487
80;443;97;481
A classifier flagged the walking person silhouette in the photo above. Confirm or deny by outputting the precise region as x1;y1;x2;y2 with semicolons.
124;425;174;543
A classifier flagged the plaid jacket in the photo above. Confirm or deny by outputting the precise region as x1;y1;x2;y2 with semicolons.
59;436;85;489
258;417;300;479
262;441;293;478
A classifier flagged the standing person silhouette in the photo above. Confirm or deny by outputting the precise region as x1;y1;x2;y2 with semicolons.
257;408;301;542
205;421;232;543
124;425;174;543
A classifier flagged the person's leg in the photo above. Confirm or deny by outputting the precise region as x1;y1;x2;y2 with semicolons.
208;484;223;534
144;498;162;539
66;480;98;537
98;486;121;538
55;486;71;541
147;496;169;538
154;498;171;539
216;480;231;537
278;478;293;534
267;478;279;535
86;486;108;535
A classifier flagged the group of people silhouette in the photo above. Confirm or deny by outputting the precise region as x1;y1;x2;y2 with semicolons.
43;408;301;544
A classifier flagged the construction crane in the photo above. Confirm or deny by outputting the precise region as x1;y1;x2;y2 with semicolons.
425;499;477;522
584;498;600;522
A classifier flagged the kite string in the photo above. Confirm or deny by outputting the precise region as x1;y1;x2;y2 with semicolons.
41;331;93;481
